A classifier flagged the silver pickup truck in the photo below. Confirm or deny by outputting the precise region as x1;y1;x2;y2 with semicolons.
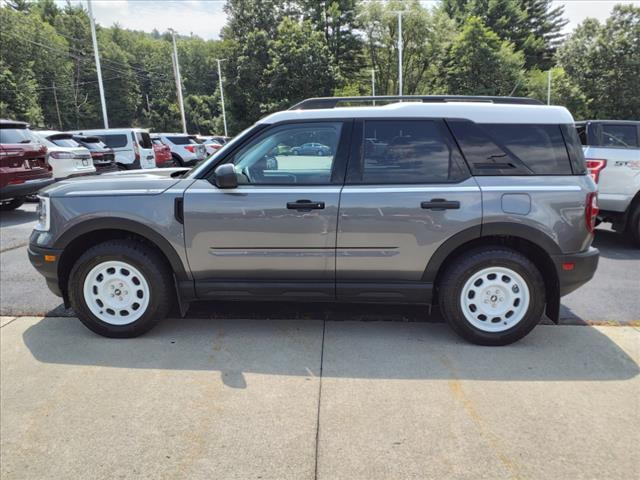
577;120;640;247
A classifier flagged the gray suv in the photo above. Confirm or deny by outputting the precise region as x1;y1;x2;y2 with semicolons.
29;96;599;345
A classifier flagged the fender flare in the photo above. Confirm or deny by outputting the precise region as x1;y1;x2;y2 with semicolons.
54;217;189;280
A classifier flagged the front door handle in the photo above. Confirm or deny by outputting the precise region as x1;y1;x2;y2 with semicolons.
421;198;460;211
287;199;325;211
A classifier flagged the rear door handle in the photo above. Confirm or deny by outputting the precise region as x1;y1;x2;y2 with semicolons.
421;198;460;211
287;199;325;210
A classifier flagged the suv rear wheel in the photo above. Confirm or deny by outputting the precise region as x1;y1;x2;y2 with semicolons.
68;239;172;338
439;247;545;346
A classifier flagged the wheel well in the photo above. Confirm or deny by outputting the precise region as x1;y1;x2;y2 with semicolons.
432;235;559;315
58;229;174;298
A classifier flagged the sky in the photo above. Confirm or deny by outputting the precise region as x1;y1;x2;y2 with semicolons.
53;0;640;40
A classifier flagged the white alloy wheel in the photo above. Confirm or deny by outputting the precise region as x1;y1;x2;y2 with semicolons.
460;266;530;333
83;260;151;325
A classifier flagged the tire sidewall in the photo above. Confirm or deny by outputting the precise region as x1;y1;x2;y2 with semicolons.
442;251;545;346
69;247;167;337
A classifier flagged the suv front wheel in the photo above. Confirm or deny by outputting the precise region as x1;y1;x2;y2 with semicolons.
439;247;545;346
68;239;172;337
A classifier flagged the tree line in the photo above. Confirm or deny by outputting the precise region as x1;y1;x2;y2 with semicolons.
1;0;638;136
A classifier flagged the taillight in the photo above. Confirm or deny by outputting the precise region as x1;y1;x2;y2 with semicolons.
185;145;196;153
585;192;599;233
133;143;140;161
585;158;606;183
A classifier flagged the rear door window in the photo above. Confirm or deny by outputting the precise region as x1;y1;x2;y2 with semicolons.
600;124;638;148
100;134;128;149
349;120;468;184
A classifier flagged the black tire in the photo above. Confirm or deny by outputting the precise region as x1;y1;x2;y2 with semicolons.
0;198;25;211
626;205;640;248
171;154;184;167
68;239;173;338
116;163;128;171
438;247;545;346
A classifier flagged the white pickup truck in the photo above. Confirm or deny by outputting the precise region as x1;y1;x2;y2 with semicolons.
577;120;640;247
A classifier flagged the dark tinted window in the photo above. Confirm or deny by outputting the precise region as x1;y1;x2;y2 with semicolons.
100;134;128;148
353;120;467;184
135;132;153;149
75;137;107;150
560;125;587;174
482;124;571;174
167;135;197;145
576;125;588;145
449;121;572;175
0;128;35;144
601;124;638;148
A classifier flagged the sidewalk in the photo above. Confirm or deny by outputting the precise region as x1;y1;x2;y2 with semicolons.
1;317;639;479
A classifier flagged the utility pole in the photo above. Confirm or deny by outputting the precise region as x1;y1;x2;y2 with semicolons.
52;81;63;130
169;28;187;134
370;68;376;97
547;70;552;105
215;58;228;137
391;11;405;96
87;0;108;128
145;93;151;112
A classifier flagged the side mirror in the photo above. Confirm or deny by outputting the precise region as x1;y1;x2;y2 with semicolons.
214;164;238;189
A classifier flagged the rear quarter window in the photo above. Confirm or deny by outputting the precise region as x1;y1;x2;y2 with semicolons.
448;121;573;175
166;136;193;145
100;134;128;149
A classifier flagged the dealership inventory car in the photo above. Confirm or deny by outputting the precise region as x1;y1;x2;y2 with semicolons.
35;131;96;180
150;135;176;168
70;128;156;170
291;142;331;156
576;120;640;246
155;133;206;166
72;135;118;174
29;96;598;345
1;119;53;211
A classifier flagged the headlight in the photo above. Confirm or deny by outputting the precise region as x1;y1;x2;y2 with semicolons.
34;196;50;232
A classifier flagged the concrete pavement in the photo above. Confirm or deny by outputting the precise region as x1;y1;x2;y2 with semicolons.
1;316;638;479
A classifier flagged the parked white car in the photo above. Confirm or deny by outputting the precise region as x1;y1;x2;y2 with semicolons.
34;131;96;180
577;120;640;246
69;128;156;169
156;133;207;166
195;135;223;156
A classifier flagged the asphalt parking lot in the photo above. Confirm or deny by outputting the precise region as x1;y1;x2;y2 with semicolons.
1;204;639;479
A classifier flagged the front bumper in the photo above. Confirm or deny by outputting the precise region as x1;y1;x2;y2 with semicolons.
0;178;55;200
553;246;600;297
28;242;64;298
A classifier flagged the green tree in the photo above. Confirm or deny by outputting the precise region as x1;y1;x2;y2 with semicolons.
525;67;589;118
520;0;567;69
263;18;334;111
558;5;640;119
441;16;524;96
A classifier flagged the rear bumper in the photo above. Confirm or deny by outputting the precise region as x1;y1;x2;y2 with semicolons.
553;247;599;297
28;242;64;297
0;177;55;200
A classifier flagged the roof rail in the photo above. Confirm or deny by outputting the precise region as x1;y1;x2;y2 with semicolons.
289;95;544;110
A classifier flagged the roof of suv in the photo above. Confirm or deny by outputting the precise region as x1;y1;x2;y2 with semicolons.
260;101;575;125
0;119;28;128
575;120;640;125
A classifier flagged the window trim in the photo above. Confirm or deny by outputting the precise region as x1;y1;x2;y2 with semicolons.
345;117;471;185
203;119;353;187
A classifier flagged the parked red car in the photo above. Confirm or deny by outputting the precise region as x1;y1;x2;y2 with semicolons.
0;119;54;211
151;135;174;167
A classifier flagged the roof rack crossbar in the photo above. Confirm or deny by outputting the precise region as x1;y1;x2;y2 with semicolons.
289;95;543;110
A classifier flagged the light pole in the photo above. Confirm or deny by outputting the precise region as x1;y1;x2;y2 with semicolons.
547;70;552;105
215;59;228;137
87;0;108;128
370;68;376;97
169;28;187;134
391;11;405;96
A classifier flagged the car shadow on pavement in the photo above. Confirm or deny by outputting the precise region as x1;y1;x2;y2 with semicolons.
22;315;638;387
0;208;38;228
593;228;640;260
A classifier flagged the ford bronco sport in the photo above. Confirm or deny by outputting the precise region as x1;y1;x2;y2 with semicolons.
29;96;599;345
